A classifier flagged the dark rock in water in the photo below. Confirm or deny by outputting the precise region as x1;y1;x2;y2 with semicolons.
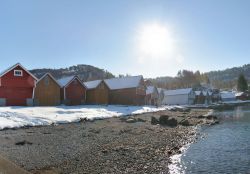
15;140;33;146
151;116;159;125
159;115;177;127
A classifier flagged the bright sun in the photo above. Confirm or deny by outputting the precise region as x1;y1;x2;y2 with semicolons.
136;23;175;59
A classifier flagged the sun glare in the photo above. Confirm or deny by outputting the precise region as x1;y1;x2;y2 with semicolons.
136;23;175;59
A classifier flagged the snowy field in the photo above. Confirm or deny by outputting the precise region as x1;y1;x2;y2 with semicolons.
0;105;182;130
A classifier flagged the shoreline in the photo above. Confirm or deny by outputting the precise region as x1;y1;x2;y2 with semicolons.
0;109;217;174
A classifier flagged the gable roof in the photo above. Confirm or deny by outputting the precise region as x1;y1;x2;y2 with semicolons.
164;88;193;96
57;75;85;88
84;80;102;89
104;75;143;90
157;88;164;93
36;73;61;87
195;91;202;96
0;63;38;80
146;86;157;95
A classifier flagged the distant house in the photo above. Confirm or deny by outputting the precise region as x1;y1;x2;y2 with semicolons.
84;80;109;105
145;86;159;106
162;88;195;105
58;76;86;105
220;91;236;102
0;63;37;106
34;73;61;106
235;92;249;101
104;76;146;105
205;91;213;105
194;91;205;104
211;89;221;103
157;88;165;105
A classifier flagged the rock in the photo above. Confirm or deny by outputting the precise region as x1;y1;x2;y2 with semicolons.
15;140;33;146
206;115;217;120
79;117;87;122
179;119;191;126
159;115;178;127
197;115;205;119
125;118;137;123
151;117;159;125
159;115;169;125
137;118;146;122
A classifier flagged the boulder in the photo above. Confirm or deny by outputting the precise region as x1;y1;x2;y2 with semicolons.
206;115;217;120
151;116;159;125
125;118;137;123
159;115;178;127
159;115;169;125
179;119;191;126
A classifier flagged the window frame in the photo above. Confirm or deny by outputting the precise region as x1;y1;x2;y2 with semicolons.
14;70;23;77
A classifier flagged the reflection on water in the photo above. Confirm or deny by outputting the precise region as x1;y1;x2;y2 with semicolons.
169;106;250;174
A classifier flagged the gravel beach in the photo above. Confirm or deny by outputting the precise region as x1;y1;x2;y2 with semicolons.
0;109;216;174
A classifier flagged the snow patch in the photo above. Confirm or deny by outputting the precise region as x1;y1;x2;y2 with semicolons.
0;105;181;130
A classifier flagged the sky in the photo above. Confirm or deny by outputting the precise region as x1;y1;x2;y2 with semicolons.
0;0;250;78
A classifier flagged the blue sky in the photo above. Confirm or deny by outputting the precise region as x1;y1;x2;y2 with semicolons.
0;0;250;77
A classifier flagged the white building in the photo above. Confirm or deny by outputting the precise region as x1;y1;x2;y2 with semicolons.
220;91;236;102
162;88;195;105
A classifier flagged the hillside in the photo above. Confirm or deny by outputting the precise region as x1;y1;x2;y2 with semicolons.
205;64;250;88
149;64;250;89
30;64;115;81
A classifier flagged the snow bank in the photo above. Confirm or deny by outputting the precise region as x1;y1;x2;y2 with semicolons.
0;105;180;130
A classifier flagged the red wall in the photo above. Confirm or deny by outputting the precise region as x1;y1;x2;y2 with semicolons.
65;79;86;105
0;65;36;106
0;66;35;88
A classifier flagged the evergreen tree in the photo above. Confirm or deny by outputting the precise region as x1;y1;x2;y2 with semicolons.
237;74;248;92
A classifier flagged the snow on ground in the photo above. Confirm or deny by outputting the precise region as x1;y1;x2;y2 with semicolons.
0;105;183;130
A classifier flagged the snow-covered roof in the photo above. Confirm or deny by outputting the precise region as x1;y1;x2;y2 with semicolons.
220;91;236;99
146;86;156;95
104;75;143;90
235;92;244;97
0;63;38;80
57;75;85;88
164;88;193;96
195;91;202;96
84;80;102;89
57;76;75;87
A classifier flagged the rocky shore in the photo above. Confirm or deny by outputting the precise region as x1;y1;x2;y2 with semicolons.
0;109;217;174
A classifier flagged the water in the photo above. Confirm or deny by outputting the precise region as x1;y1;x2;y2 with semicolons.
170;106;250;174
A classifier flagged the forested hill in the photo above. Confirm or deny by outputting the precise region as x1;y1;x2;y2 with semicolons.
149;64;250;89
205;64;250;88
30;64;115;81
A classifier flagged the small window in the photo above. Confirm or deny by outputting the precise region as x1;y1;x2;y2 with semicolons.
14;70;23;77
44;76;49;86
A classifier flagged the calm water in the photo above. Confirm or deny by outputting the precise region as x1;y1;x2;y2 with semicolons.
171;106;250;174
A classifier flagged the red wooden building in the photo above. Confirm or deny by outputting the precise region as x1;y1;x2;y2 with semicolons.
57;76;86;105
0;63;37;106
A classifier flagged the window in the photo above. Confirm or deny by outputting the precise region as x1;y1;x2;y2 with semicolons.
44;76;49;86
14;70;23;77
